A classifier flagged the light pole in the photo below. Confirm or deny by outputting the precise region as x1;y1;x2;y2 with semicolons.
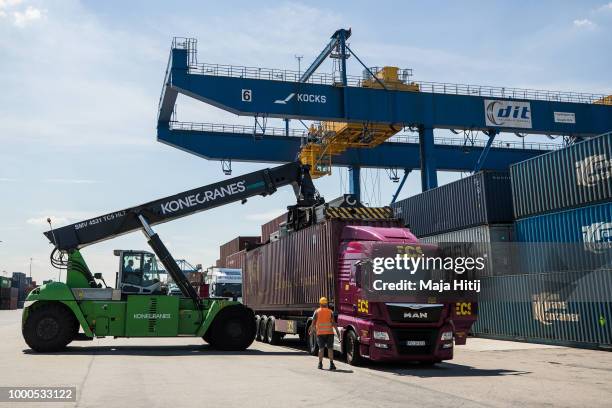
295;55;303;76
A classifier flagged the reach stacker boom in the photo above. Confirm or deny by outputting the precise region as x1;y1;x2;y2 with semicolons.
22;162;322;352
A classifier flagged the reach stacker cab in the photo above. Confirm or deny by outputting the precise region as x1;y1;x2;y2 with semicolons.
21;162;323;352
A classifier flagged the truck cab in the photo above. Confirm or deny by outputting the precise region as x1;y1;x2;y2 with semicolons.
113;250;165;294
205;268;242;300
333;225;477;364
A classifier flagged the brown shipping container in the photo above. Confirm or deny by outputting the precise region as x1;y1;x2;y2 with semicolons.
0;287;18;300
220;236;260;261
226;250;246;270
215;259;224;267
244;218;401;312
261;213;288;243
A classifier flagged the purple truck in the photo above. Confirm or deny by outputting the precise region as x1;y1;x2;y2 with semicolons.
243;209;477;365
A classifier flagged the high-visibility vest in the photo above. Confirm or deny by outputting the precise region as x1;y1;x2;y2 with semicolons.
315;307;334;335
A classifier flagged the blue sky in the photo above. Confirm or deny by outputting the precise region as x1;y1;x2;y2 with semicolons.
1;0;611;283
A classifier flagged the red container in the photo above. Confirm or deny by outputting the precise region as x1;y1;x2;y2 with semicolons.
261;213;287;243
215;258;224;267
220;236;260;261
0;287;18;300
244;218;401;312
225;250;246;270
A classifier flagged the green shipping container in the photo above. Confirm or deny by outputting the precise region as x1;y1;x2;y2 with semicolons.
0;276;11;289
473;270;612;349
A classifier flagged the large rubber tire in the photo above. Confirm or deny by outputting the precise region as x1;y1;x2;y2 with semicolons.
22;303;78;352
260;316;270;343
306;323;319;356
254;315;262;342
207;305;256;351
266;317;282;345
345;330;362;366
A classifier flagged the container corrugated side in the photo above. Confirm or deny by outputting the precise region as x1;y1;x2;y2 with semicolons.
261;213;287;243
418;224;514;277
472;271;612;348
511;132;612;219
391;171;513;237
219;236;260;262
226;250;246;271
244;219;401;312
515;201;612;272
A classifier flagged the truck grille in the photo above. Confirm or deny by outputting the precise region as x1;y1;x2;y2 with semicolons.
386;303;443;323
392;329;437;355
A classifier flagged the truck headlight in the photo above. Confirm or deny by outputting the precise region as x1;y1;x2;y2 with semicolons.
440;331;453;341
373;330;390;340
374;342;389;349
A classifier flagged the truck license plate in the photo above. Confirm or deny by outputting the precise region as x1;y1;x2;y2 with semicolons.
405;340;426;346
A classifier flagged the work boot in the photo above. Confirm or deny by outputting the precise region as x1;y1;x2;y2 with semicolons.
318;361;323;370
329;362;337;371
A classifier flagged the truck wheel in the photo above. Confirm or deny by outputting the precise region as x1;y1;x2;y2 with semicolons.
306;324;318;356
266;318;281;345
208;305;256;351
22;303;78;352
255;315;262;342
345;330;362;366
259;316;269;343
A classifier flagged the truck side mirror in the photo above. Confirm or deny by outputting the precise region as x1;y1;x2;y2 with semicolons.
354;263;363;288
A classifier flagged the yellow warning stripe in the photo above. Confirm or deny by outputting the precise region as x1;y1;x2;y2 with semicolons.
325;206;394;220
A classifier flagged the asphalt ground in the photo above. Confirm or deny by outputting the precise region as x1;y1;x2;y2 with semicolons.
1;309;611;407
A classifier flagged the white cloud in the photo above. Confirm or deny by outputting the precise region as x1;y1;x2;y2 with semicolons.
0;177;17;182
0;0;23;9
13;5;43;27
26;210;98;226
598;2;612;11
44;178;100;184
244;209;286;221
573;18;596;29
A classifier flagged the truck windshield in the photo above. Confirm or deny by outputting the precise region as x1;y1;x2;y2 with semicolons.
213;283;242;298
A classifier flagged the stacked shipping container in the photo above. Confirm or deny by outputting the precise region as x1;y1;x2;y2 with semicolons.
473;132;612;349
1;276;19;310
392;170;514;277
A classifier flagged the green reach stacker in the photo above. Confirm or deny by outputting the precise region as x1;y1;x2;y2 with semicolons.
22;162;323;352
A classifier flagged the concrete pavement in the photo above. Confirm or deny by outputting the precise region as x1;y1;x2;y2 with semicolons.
1;309;611;407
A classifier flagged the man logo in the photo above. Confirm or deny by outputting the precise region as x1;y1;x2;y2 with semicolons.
484;99;532;128
404;312;428;319
575;155;612;187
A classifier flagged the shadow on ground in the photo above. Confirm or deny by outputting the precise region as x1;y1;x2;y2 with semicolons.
23;344;303;357
277;337;531;378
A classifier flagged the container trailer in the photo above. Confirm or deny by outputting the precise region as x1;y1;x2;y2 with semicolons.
244;206;477;365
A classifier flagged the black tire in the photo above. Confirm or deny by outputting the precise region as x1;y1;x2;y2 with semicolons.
266;318;281;345
207;305;256;351
22;303;78;352
306;323;318;356
254;315;262;342
260;316;270;343
345;330;362;366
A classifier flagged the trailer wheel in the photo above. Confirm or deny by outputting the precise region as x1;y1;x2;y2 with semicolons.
306;323;318;356
207;305;256;351
345;330;362;366
22;302;78;352
266;317;281;345
254;315;262;342
259;316;269;343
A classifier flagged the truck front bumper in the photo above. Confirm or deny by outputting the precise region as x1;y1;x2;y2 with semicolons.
365;325;454;362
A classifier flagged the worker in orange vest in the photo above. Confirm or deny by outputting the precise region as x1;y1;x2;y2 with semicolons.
309;297;341;370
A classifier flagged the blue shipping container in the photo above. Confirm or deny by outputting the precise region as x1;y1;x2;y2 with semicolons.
511;132;612;219
515;201;612;273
